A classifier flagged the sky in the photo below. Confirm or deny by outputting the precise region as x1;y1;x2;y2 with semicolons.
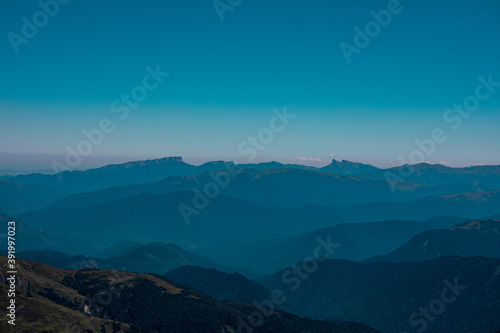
1;0;499;172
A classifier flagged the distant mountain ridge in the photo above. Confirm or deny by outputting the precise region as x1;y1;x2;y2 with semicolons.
10;156;195;193
358;162;500;189
42;167;478;211
7;156;500;200
8;156;347;194
89;156;185;171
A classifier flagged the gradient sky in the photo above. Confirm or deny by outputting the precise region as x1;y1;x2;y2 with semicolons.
1;0;499;171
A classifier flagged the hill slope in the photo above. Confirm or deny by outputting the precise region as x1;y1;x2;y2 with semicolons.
165;265;269;304
0;256;379;333
261;256;500;333
368;219;500;263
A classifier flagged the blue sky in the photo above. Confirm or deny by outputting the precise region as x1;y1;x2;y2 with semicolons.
1;0;499;171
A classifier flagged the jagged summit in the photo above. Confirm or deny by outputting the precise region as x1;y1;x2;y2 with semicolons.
319;158;379;175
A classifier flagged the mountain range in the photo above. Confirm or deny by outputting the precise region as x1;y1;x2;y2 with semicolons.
8;157;375;195
4;157;500;218
3;156;500;332
8;157;500;197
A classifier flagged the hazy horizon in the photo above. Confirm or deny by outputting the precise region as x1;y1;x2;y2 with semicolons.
1;152;498;176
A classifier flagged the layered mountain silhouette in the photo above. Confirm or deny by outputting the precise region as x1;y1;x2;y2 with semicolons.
15;188;500;256
20;192;329;250
0;214;87;254
4;157;499;223
0;180;66;215
8;242;254;277
195;217;468;273
41;167;468;211
2;156;500;332
368;219;500;263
